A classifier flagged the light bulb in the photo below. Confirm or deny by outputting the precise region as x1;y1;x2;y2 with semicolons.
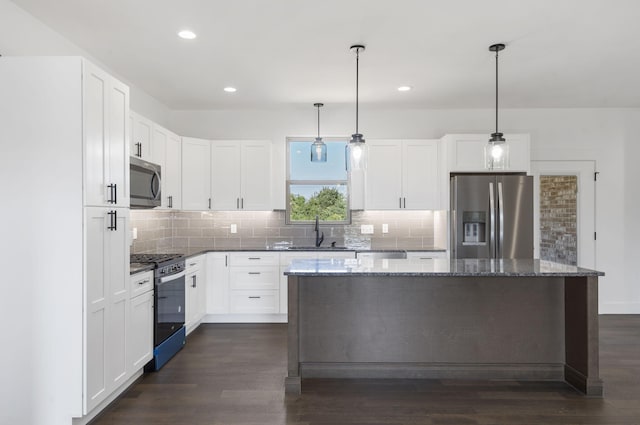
491;144;503;159
315;145;322;158
352;145;363;161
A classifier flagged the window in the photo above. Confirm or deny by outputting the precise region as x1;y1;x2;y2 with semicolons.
286;138;350;224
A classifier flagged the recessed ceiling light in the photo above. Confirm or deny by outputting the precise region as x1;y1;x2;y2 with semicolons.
177;30;197;40
397;86;412;92
223;87;237;93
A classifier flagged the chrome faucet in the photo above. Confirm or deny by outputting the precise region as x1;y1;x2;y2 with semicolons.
314;215;324;247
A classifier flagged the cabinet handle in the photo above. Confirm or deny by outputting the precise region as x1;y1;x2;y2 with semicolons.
241;198;244;209
192;275;197;288
139;279;150;285
107;210;117;231
248;296;261;299
189;262;197;267
248;257;261;260
399;197;402;208
168;195;173;208
225;255;228;267
237;198;239;209
419;257;433;260
107;184;115;204
135;142;141;157
208;198;211;209
248;272;261;275
403;197;406;208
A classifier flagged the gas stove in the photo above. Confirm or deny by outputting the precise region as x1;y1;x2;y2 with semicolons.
130;253;184;265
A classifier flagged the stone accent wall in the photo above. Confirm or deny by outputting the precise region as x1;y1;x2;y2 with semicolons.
540;175;578;265
130;209;446;253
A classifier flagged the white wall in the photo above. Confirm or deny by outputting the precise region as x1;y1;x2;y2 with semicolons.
0;0;170;126
169;106;640;314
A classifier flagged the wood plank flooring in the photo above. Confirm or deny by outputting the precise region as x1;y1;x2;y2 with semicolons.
92;316;640;425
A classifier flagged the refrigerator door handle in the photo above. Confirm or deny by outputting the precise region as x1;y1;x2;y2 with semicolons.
489;182;495;258
498;181;504;258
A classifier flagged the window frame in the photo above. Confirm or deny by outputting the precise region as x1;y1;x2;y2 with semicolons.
285;137;351;225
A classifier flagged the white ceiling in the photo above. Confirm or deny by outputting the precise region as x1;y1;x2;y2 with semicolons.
9;0;640;109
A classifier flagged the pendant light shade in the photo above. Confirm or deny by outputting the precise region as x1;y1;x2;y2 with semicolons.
348;44;367;171
485;43;509;170
310;103;327;162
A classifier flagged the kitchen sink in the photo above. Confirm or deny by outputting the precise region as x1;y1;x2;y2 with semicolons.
287;246;349;250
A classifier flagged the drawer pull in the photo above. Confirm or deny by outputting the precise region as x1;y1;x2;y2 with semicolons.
138;279;150;285
248;257;261;260
248;272;261;275
419;257;433;260
248;296;261;299
189;262;197;267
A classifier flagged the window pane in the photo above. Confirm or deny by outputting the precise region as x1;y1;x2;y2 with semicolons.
289;184;348;222
289;141;347;180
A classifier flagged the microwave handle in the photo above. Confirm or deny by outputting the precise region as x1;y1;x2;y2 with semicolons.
151;171;161;200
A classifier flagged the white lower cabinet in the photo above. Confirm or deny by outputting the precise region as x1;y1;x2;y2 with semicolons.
206;252;230;314
185;255;206;334
229;252;279;314
128;270;154;372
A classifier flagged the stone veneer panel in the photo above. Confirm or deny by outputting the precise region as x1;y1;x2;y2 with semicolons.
540;175;578;265
130;209;446;253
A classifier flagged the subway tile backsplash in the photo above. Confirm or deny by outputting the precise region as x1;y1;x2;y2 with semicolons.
130;209;447;254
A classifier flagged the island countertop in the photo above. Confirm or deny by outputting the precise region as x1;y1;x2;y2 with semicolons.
284;258;604;277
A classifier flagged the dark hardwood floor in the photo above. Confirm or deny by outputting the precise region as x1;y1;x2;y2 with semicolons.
93;316;640;425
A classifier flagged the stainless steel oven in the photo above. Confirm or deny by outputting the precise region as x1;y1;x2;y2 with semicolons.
131;253;186;371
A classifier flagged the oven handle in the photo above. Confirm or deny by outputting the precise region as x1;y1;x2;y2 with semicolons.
158;270;186;284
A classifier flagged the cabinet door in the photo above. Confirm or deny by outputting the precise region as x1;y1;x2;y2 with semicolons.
83;61;129;208
84;207;129;413
108;78;130;208
182;137;211;210
403;140;439;210
130;111;153;160
444;134;530;173
240;140;272;210
210;141;241;210
165;132;182;209
83;62;110;207
207;253;230;314
128;291;153;371
151;124;169;208
365;140;403;209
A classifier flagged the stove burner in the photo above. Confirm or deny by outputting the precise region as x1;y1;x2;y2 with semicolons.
130;253;184;265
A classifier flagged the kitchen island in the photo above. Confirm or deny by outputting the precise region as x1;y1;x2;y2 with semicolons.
284;258;603;396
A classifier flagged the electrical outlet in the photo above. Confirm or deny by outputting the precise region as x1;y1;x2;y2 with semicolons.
382;224;389;234
230;224;237;234
132;227;138;240
360;224;374;234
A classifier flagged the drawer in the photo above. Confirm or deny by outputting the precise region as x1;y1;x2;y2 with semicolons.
130;270;153;298
230;252;279;267
279;251;355;266
406;251;448;260
186;254;205;272
230;290;279;314
230;267;279;290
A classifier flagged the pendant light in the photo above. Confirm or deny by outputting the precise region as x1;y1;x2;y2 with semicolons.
347;44;366;171
485;43;509;170
310;103;327;162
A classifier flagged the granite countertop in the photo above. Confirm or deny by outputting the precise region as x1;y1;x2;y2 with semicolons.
130;263;155;275
283;258;604;277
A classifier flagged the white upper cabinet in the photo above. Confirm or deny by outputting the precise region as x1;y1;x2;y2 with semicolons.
365;139;440;210
443;134;531;173
182;137;212;210
210;140;272;211
83;60;130;208
151;123;182;209
130;111;153;160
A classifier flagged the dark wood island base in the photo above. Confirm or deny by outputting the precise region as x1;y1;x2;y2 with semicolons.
284;259;603;397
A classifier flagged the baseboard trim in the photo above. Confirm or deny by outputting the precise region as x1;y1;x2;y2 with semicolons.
600;303;640;314
300;362;564;380
203;313;287;323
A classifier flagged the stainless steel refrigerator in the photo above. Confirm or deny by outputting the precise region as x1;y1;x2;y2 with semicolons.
450;174;533;259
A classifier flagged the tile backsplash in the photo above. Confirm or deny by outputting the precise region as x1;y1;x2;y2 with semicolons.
130;209;448;254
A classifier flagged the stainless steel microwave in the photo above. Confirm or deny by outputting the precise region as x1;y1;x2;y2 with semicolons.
130;156;161;208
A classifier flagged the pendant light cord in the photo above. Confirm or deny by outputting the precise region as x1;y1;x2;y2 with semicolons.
495;48;499;135
356;47;360;134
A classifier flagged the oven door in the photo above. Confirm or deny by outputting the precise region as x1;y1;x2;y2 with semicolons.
155;270;186;346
